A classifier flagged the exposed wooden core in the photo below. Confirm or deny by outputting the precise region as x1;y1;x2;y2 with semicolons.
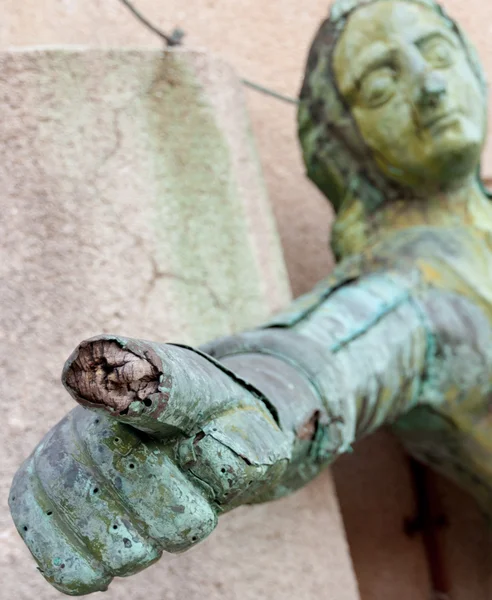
64;340;159;411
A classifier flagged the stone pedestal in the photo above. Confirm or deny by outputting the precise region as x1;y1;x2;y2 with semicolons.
0;49;360;600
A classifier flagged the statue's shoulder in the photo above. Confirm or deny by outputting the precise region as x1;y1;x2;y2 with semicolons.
367;224;488;272
366;225;472;268
265;253;365;328
368;225;492;308
266;226;483;328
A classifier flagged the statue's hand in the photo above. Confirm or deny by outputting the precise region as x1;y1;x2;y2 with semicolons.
9;336;290;596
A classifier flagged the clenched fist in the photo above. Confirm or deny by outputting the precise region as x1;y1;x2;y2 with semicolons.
9;336;291;595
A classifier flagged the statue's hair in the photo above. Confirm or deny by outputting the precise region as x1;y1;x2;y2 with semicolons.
298;0;488;256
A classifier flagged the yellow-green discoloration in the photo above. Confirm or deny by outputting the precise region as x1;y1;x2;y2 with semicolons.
292;0;492;514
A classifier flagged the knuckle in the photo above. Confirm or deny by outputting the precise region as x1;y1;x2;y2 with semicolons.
11;402;222;595
75;407;217;552
10;459;111;595
30;409;161;577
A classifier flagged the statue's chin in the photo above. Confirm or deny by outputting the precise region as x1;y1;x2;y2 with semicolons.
430;146;482;187
423;121;484;184
372;119;485;190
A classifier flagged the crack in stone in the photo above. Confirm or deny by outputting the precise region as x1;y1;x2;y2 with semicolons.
70;60;228;318
85;94;138;197
144;255;227;313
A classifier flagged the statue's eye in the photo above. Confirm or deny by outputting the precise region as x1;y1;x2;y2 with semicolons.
420;37;455;68
359;67;397;108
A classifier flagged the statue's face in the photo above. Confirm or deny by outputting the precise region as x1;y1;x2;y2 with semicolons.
333;0;487;189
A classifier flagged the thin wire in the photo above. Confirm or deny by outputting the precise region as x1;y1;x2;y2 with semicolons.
119;0;182;46
242;78;299;105
118;0;299;105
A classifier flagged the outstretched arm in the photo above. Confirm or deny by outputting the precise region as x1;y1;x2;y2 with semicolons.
202;267;432;497
14;263;486;594
61;268;434;502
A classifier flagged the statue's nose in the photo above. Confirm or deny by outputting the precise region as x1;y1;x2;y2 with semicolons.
417;71;447;108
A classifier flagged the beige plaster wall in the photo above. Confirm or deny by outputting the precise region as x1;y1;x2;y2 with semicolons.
3;1;492;599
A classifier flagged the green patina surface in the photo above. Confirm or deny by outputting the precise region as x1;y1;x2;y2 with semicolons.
11;0;492;595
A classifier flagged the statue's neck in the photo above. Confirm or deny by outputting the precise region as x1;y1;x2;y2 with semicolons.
332;177;492;260
372;177;492;233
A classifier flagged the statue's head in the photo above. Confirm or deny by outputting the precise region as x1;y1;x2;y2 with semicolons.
299;0;488;254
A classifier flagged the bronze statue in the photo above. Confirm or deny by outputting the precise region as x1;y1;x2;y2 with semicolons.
10;0;492;594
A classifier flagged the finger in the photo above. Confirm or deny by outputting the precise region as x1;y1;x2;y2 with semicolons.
62;335;277;439
10;458;111;596
73;406;218;552
30;411;163;578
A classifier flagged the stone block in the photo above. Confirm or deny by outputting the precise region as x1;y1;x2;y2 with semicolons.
0;48;359;600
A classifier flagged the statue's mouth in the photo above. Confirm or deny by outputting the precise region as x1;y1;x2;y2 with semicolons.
423;110;461;135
